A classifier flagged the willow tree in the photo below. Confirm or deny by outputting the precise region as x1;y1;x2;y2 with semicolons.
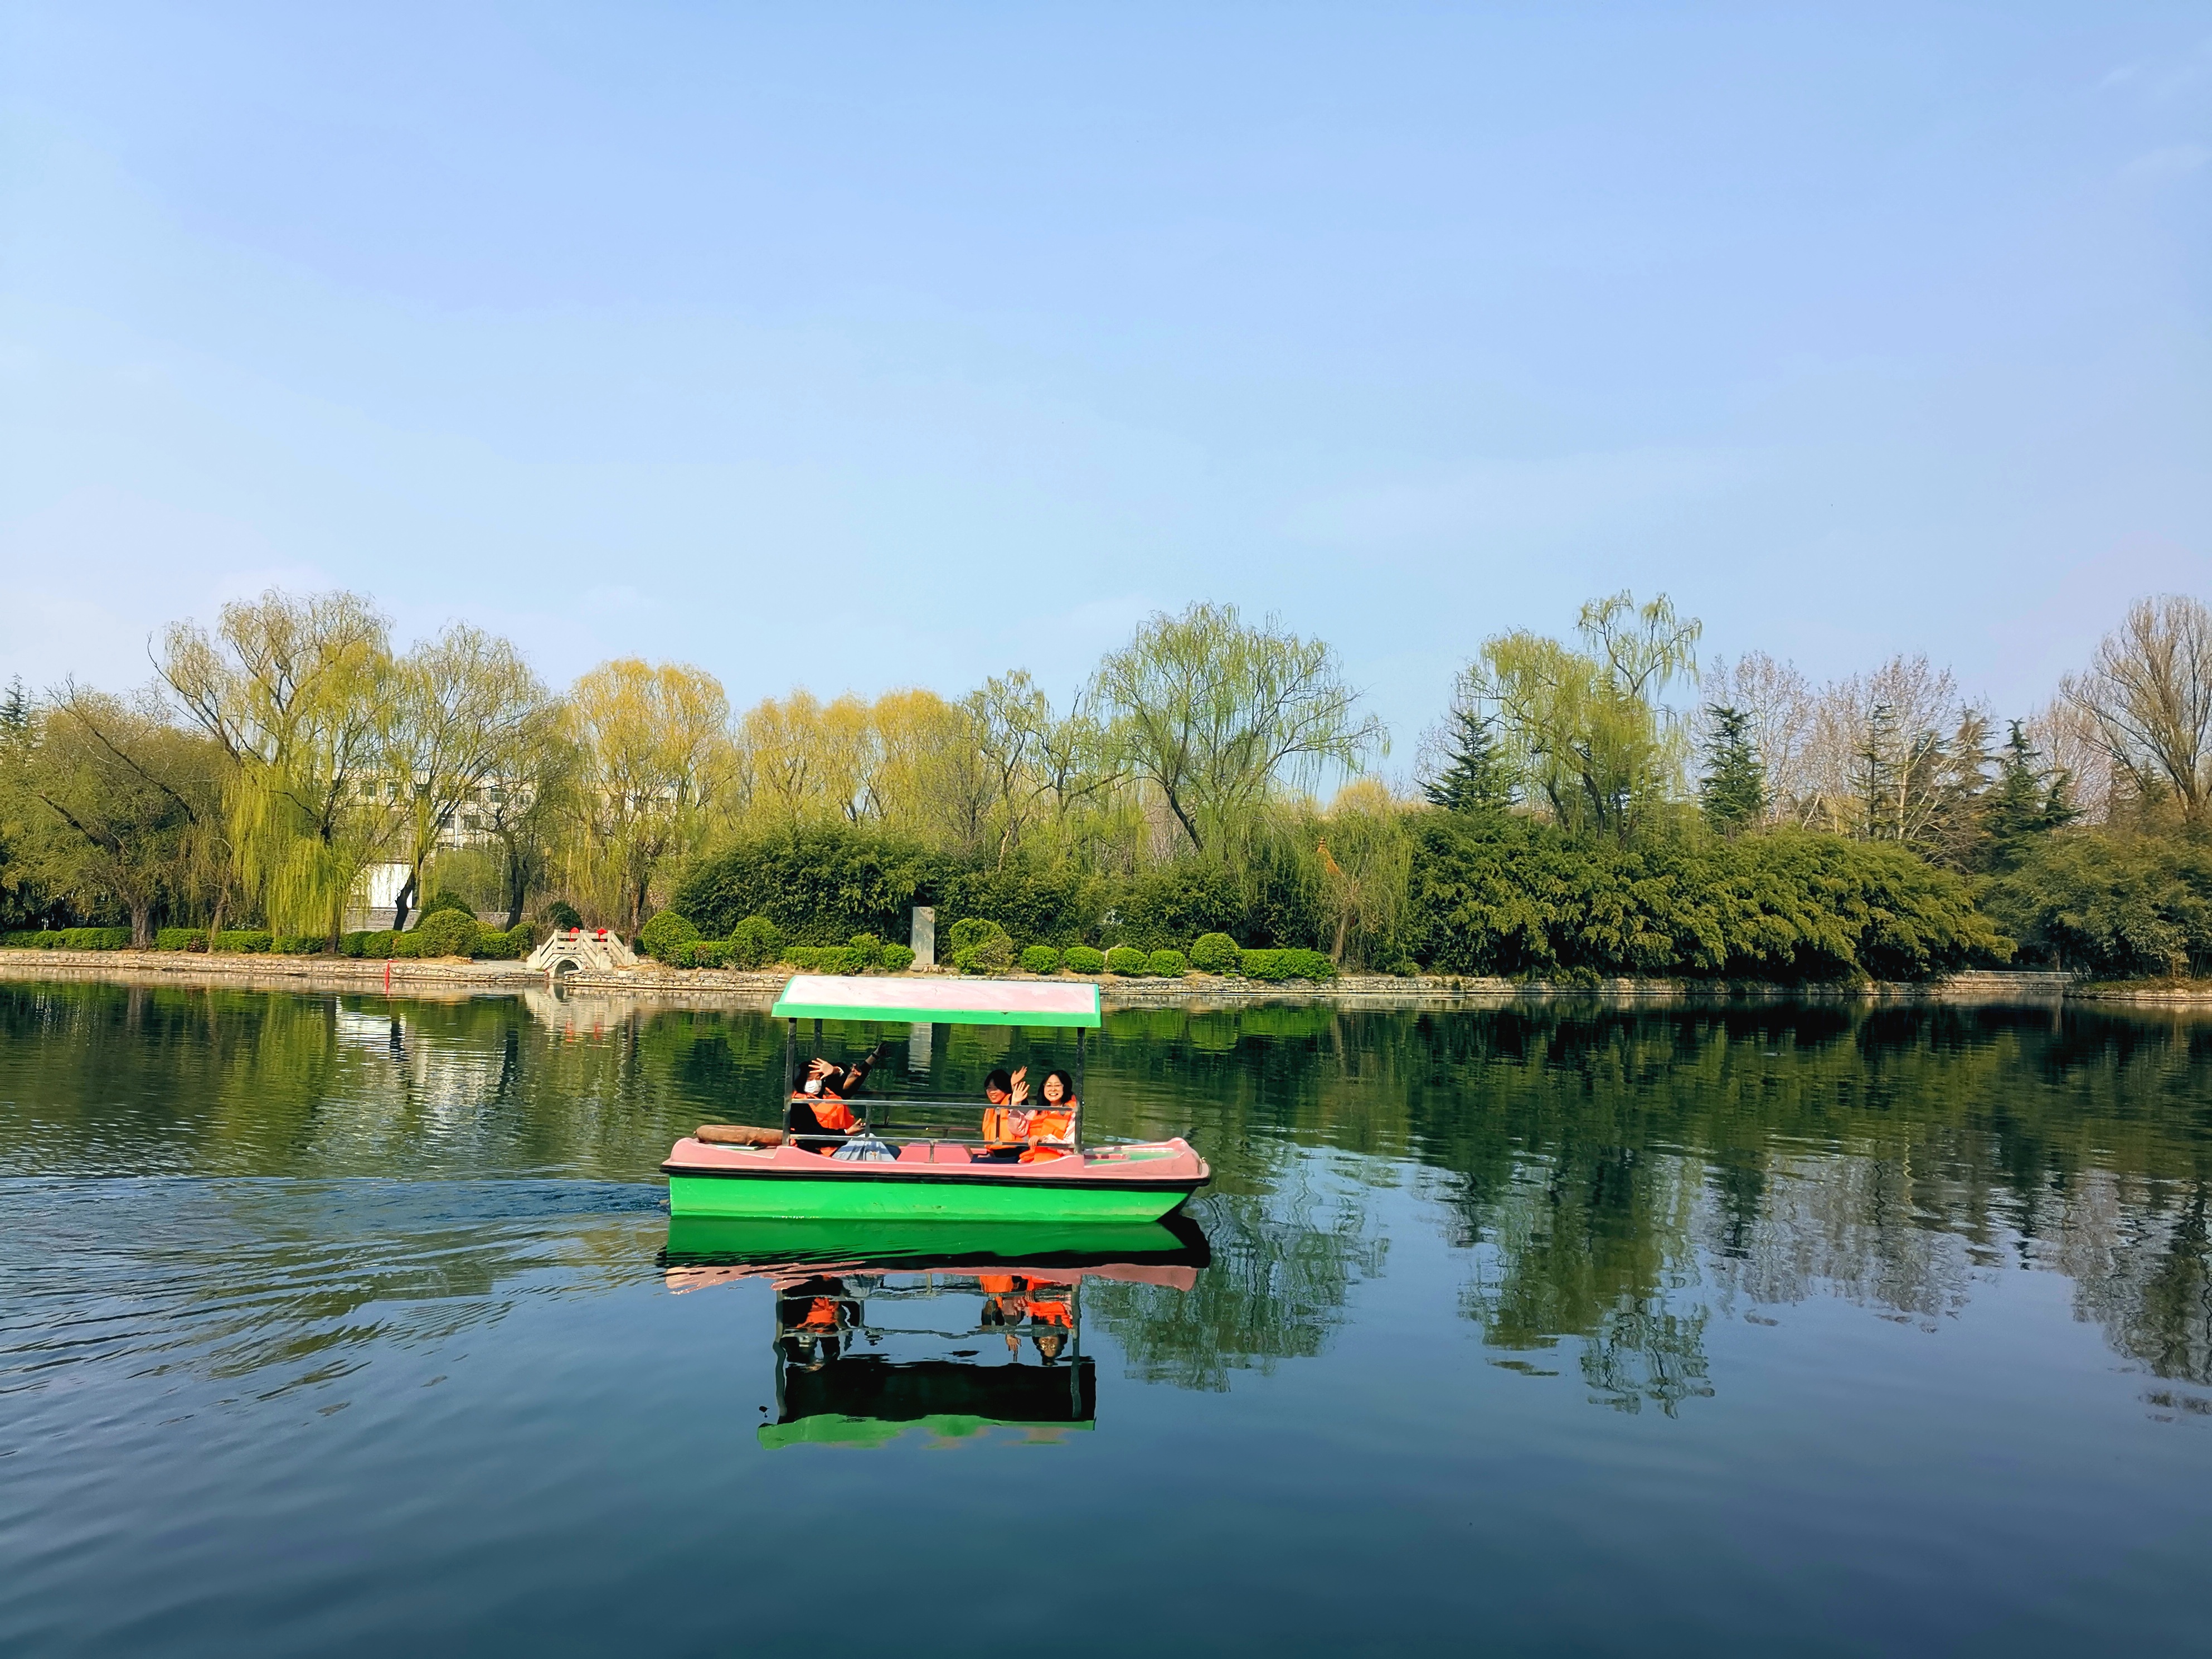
566;659;732;933
1090;603;1386;855
1462;591;1701;837
1314;779;1414;968
379;624;557;931
162;589;397;943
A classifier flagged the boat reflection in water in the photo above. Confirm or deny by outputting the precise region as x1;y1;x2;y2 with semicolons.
662;1216;1211;1448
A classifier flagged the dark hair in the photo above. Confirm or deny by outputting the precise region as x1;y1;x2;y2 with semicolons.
1040;1069;1078;1106
815;1066;850;1097
984;1068;1013;1095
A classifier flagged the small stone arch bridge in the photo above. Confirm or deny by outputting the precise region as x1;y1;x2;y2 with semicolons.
527;928;639;978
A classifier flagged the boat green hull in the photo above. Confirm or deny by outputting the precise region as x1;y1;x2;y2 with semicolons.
666;1171;1196;1223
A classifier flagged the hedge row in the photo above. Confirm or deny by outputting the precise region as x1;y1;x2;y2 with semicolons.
636;909;1338;982
1;928;134;950
342;919;536;960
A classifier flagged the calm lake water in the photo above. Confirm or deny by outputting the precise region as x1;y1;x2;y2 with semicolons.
3;980;2210;1656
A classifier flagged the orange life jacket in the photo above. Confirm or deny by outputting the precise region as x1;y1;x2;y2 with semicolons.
800;1297;841;1331
981;1104;1076;1148
978;1274;1017;1295
791;1093;857;1134
1024;1297;1073;1327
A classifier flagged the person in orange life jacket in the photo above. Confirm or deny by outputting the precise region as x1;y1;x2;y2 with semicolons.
973;1067;1029;1162
786;1040;894;1152
979;1067;1079;1163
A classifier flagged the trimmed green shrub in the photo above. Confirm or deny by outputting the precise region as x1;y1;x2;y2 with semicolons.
413;909;481;959
639;911;700;963
784;943;869;974
847;933;884;969
541;900;584;931
1189;932;1240;974
212;931;273;954
1021;944;1063;974
1104;945;1147;975
955;929;1016;975
388;930;423;959
945;917;1000;956
2;929;133;950
1063;944;1105;974
157;928;208;952
1147;949;1189;978
470;924;533;961
418;889;474;921
728;915;784;969
880;943;915;972
676;939;735;968
273;935;323;954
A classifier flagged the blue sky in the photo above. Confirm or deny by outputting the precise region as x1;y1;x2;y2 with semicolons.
3;3;2207;765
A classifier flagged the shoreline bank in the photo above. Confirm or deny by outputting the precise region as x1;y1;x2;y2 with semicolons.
0;950;2101;1009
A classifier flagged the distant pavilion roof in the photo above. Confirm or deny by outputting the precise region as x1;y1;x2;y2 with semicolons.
770;975;1102;1029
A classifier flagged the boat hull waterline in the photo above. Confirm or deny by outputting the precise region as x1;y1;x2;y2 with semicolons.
662;1137;1210;1222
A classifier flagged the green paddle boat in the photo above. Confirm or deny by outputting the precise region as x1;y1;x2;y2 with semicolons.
661;976;1211;1223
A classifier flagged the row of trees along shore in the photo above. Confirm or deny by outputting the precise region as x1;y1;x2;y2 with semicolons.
5;588;2212;981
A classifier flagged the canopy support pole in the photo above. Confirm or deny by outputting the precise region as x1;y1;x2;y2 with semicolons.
1074;1027;1086;1149
784;1019;795;1096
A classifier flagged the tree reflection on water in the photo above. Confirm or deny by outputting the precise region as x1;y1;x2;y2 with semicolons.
2;982;2208;1405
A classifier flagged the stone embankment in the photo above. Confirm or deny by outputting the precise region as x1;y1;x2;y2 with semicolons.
0;950;2083;1008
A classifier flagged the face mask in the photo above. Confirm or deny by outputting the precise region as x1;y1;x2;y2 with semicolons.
803;1079;822;1095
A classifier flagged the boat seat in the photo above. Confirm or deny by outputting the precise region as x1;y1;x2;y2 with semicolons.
898;1142;969;1165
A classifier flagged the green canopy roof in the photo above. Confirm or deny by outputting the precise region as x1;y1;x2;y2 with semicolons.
770;974;1101;1029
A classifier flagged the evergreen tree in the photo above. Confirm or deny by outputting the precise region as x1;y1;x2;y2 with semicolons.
1698;704;1765;834
1979;720;2078;871
0;677;28;739
1423;707;1513;814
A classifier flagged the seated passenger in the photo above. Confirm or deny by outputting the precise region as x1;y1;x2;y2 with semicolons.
786;1041;893;1153
976;1066;1029;1161
977;1066;1079;1162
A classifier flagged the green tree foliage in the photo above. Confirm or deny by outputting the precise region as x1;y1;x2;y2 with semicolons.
162;589;399;944
565;658;732;934
675;824;939;944
22;688;223;945
1405;814;2006;981
1698;705;1765;836
1092;601;1386;853
379;623;557;932
1983;831;2212;976
1978;721;2077;872
1422;706;1513;813
1462;592;1701;837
